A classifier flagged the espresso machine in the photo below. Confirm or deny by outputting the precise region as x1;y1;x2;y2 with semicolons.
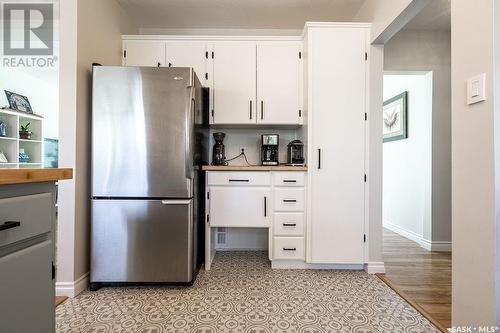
261;134;279;166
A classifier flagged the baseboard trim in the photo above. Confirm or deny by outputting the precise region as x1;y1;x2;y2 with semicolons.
383;221;451;252
365;262;386;274
271;260;364;270
419;238;452;252
56;272;89;298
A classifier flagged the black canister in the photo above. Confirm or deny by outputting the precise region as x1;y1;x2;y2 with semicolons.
212;132;226;166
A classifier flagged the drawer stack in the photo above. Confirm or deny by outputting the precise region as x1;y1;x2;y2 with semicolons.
272;172;306;260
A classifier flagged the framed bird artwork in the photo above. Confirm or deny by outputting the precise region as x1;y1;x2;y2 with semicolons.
383;91;408;142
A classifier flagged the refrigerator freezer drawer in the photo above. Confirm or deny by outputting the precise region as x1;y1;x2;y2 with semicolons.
91;199;194;283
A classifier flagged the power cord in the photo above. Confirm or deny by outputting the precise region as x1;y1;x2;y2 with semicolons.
224;149;254;166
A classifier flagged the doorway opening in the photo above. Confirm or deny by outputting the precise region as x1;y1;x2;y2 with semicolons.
378;2;452;331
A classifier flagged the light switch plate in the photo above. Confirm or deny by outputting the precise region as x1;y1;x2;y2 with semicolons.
467;73;486;105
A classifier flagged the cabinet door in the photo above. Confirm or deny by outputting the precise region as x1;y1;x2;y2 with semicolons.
166;41;207;85
257;42;301;124
212;42;257;124
0;240;54;333
309;28;367;264
209;187;271;227
124;40;166;67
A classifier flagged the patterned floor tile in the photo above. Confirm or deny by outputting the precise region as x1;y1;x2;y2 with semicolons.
56;251;439;332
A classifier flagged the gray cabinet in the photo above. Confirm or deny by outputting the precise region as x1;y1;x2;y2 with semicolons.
0;182;56;333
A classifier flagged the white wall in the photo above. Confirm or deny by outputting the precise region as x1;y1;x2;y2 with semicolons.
451;0;497;325
0;69;59;140
384;29;452;246
383;73;432;244
57;0;137;296
354;0;430;43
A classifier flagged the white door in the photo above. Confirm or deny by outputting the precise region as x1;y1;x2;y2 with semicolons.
166;41;207;85
309;28;367;264
209;187;271;228
212;42;257;124
257;42;301;124
123;40;166;67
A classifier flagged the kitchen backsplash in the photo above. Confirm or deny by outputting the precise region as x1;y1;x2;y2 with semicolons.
208;128;299;166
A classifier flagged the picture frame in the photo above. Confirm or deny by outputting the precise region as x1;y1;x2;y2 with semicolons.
4;90;33;114
383;91;408;143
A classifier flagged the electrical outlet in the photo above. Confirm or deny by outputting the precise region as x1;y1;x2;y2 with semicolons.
240;147;246;154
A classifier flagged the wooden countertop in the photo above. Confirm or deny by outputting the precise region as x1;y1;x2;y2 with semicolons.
0;168;73;185
202;165;307;171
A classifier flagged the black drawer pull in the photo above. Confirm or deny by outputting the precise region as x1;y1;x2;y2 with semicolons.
283;247;296;251
283;223;297;227
283;199;297;203
283;180;297;183
0;221;21;231
229;179;250;182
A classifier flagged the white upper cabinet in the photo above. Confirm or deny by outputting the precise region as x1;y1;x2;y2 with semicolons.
122;37;303;125
257;42;301;125
166;41;208;85
123;40;166;67
212;42;257;124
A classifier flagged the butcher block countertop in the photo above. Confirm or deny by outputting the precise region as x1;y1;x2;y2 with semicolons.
202;165;307;171
0;168;73;185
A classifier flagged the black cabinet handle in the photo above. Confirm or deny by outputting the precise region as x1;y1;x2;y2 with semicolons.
229;179;249;182
157;62;161;67
283;247;296;251
318;148;321;169
283;223;297;227
168;62;172;67
261;100;264;120
0;221;20;231
283;180;297;183
283;199;297;203
249;101;253;120
264;196;267;217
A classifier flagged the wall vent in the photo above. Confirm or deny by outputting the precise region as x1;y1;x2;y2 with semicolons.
216;227;227;245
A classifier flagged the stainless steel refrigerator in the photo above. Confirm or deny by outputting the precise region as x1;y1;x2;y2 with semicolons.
90;66;208;290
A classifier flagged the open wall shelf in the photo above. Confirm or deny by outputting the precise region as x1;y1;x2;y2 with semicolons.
0;108;43;169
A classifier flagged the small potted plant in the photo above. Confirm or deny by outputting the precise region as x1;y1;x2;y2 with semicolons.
19;122;32;140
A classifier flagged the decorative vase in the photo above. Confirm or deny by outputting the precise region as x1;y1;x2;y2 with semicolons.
19;148;30;163
19;131;32;140
0;120;6;137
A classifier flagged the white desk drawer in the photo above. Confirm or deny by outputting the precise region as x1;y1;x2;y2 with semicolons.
274;188;305;212
207;172;271;186
273;213;304;236
273;172;306;187
273;237;305;260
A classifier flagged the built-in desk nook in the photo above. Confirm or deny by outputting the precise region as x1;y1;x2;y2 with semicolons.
202;166;307;270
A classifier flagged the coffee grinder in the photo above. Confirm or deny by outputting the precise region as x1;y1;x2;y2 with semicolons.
212;132;226;166
261;134;279;166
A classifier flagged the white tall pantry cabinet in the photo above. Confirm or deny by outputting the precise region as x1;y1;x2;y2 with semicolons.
304;23;370;265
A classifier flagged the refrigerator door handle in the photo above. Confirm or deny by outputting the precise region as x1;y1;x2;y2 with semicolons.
185;95;195;179
161;200;192;205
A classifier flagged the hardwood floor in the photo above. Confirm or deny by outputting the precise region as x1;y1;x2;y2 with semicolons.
55;296;68;307
378;228;451;332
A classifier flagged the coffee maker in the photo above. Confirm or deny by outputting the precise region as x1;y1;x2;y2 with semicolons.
287;140;305;165
261;134;279;166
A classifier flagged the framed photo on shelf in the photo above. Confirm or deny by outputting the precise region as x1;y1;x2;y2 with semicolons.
4;90;33;114
383;91;408;143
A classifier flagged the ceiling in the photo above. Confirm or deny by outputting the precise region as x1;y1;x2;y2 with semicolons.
403;0;450;31
116;0;366;31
